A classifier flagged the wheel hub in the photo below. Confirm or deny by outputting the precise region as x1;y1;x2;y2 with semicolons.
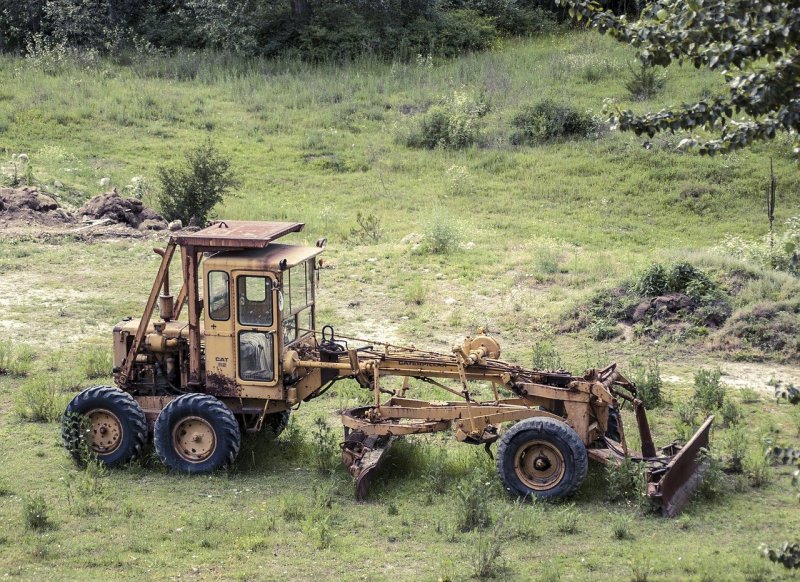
514;439;566;491
87;409;123;455
172;416;217;463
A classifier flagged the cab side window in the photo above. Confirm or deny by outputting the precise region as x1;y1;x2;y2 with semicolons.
208;271;230;321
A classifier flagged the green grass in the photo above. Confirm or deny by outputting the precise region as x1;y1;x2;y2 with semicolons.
1;31;799;580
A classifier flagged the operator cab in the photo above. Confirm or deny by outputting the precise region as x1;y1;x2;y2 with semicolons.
202;242;323;398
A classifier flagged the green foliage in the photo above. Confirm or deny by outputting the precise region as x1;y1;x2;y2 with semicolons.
762;542;800;570
555;503;579;535
611;514;633;540
455;470;492;532
693;367;724;414
722;425;747;473
587;318;620;341
81;346;111;379
719;395;741;428
605;458;647;503
624;61;666;101
716;217;800;276
0;341;35;377
346;211;383;245
404;280;428;306
22;494;52;531
561;0;800;155
470;521;507;579
696;450;727;500
157;140;240;225
419;211;461;255
632;262;717;300
14;375;66;423
310;416;338;475
404;90;489;149
531;337;563;371
744;451;771;488
629;355;663;408
510;100;596;146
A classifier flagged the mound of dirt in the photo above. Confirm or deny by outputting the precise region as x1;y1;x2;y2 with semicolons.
0;186;74;226
78;190;167;230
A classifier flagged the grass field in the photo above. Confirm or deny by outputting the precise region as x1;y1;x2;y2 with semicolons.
1;31;800;581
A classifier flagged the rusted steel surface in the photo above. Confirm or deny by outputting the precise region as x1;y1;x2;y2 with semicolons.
205;372;242;397
647;415;714;517
174;221;304;249
341;430;397;500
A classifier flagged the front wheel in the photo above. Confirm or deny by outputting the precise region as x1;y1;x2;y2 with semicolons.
154;393;241;474
496;417;588;500
62;386;147;466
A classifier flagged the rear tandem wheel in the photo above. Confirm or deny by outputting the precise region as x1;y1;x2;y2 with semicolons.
154;393;241;474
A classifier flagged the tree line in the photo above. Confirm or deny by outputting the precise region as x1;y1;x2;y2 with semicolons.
0;0;639;60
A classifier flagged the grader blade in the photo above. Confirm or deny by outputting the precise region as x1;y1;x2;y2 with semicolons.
341;430;397;500
647;415;714;517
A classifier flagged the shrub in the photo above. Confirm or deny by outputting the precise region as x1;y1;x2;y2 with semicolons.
14;376;66;423
531;338;563;371
630;355;663;408
310;416;338;475
404;90;489;150
556;504;579;535
81;346;111;379
470;523;506;579
0;341;35;377
696;450;726;500
157;140;240;226
606;458;646;503
588;318;620;341
23;494;52;531
346;211;383;245
404;280;427;306
693;367;725;414
624;62;666;101
744;452;771;488
611;515;633;540
455;470;492;532
510;100;596;146
722;425;748;473
419;211;461;255
719;395;741;428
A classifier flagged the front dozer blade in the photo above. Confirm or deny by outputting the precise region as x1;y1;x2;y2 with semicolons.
341;431;397;501
647;415;714;517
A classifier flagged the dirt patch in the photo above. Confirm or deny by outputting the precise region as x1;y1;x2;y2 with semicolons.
78;190;167;230
0;186;75;227
0;187;169;236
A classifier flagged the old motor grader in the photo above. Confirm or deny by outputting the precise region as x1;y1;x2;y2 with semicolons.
62;221;713;516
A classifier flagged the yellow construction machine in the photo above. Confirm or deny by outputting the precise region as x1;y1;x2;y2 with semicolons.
62;221;713;516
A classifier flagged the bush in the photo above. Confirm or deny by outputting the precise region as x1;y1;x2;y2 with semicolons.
632;262;717;299
722;425;748;473
531;338;563;371
310;416;338;475
23;494;52;531
744;452;771;488
630;355;663;408
14;376;66;423
624;61;666;101
556;504;579;534
157;140;240;226
81;346;111;379
606;458;646;503
455;470;492;532
0;341;35;377
419;211;461;254
404;90;489;149
693;367;725;414
510;99;596;146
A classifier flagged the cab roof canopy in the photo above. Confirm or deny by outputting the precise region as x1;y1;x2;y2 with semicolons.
173;221;305;250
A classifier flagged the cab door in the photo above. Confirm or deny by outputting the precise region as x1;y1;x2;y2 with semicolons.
203;269;237;394
232;271;281;395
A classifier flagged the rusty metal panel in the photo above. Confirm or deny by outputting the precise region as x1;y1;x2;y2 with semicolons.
174;221;304;249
